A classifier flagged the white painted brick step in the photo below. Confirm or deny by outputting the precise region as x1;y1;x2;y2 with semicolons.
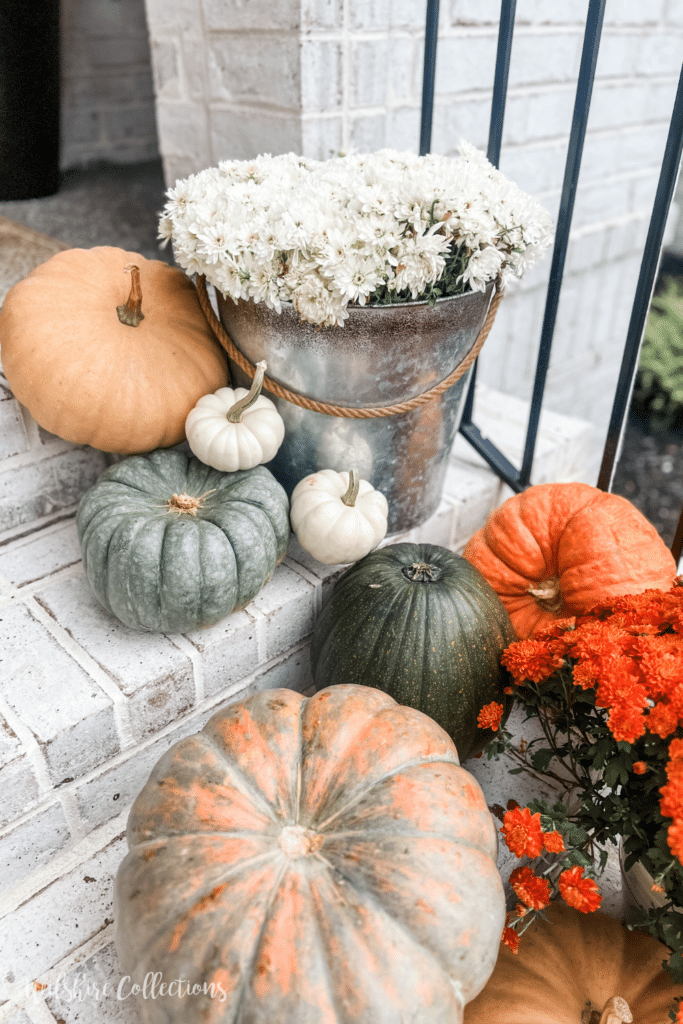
0;389;592;1024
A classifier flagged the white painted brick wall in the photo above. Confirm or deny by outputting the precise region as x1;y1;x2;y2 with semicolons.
60;0;159;168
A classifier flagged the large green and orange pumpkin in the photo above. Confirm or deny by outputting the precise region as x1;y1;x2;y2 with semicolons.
114;685;505;1023
310;542;516;760
463;482;678;639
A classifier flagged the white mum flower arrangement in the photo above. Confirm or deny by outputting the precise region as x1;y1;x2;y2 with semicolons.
160;142;553;328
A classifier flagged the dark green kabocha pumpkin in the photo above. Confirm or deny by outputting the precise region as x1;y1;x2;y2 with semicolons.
76;449;290;633
309;542;516;760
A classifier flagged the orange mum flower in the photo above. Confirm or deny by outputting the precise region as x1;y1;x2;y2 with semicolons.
543;829;566;853
510;866;551;910
501;923;520;954
501;639;564;684
477;701;504;731
667;820;683;862
632;761;647;775
500;806;545;858
558;866;602;913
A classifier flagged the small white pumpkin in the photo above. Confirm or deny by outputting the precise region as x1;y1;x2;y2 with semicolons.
290;469;388;564
185;361;285;472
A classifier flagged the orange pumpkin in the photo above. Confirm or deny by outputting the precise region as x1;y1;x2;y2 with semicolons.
464;902;679;1024
0;246;227;453
462;482;677;638
115;684;505;1023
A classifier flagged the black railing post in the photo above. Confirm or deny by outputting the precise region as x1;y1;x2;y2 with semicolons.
419;0;441;156
597;64;683;494
460;0;517;447
518;0;606;486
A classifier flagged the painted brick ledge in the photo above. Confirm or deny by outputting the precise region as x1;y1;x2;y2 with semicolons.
0;387;592;1022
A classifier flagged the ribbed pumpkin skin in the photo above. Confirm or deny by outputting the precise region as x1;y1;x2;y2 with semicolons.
463;482;678;639
310;543;516;761
114;685;505;1024
0;246;227;453
76;449;289;632
464;902;679;1024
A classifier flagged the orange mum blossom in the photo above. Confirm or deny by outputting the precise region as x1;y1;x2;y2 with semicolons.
509;866;551;910
500;637;565;684
501;916;520;954
543;829;565;853
558;866;602;913
482;581;683;983
477;701;504;732
500;806;545;858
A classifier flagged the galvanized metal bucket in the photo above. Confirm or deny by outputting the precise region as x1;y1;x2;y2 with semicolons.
215;283;495;534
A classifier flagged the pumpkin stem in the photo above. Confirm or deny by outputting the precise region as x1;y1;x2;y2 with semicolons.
226;361;268;422
591;997;633;1024
116;264;145;327
341;469;360;507
527;575;562;613
403;561;443;582
167;489;216;516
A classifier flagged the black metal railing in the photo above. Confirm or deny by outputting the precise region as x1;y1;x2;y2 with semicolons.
419;0;683;563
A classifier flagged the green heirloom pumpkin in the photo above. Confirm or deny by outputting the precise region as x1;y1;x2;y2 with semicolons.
310;543;516;760
76;449;290;633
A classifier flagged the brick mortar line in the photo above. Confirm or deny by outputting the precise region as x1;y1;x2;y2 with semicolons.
196;0;215;166
0;691;54;799
57;788;86;846
535;163;660;201
0;809;128;921
0;924;117;1019
0;509;78;551
341;0;351;150
175;81;680;122
23;597;136;750
502;119;674;149
15;562;84;600
22;996;60;1024
167;633;205;705
569;208;652;239
18;405;42;450
246;604;268;664
0;440;95;476
282;556;324;617
199;23;683;40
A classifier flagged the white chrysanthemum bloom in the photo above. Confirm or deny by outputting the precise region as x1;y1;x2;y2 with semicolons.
161;143;553;326
458;245;506;292
392;229;453;299
291;270;346;327
330;251;387;305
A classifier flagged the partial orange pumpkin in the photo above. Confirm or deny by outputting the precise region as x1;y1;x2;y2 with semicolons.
464;902;679;1024
114;684;505;1023
0;246;227;453
463;482;677;638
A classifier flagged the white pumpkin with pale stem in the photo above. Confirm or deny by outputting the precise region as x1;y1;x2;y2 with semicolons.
185;361;285;472
290;469;388;564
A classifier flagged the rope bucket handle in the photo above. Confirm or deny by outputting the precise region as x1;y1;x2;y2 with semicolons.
194;274;503;420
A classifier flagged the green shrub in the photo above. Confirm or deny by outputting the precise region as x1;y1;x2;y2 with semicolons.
633;274;683;432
